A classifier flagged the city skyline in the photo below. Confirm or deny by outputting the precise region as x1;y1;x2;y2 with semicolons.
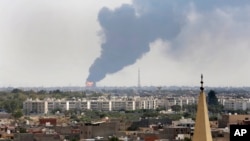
1;0;250;87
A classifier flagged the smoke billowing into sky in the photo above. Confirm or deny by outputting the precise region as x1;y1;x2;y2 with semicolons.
87;1;182;82
87;0;250;84
2;0;250;87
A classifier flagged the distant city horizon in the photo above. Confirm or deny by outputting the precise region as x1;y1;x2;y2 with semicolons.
1;85;250;91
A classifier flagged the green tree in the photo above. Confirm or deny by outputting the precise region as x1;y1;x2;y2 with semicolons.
208;104;223;114
207;90;224;114
11;88;23;93
4;99;21;113
141;109;158;118
13;109;23;119
19;127;27;133
127;125;139;131
184;137;192;141
109;136;119;141
70;138;77;141
38;90;46;94
51;108;62;114
183;112;191;118
171;105;181;112
183;104;197;113
207;90;219;105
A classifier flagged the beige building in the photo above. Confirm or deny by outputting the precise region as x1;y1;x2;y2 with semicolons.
218;114;250;128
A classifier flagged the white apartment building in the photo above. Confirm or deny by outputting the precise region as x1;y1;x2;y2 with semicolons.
165;97;197;109
140;97;158;109
89;101;102;111
68;101;77;111
126;101;135;111
80;101;90;110
166;98;176;107
223;99;248;111
101;101;112;111
111;101;126;111
23;96;160;114
23;98;48;114
247;102;250;110
89;100;112;111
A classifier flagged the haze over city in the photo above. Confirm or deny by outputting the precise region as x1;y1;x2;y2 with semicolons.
1;0;250;87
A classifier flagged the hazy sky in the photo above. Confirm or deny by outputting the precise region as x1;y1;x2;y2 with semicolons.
1;0;250;87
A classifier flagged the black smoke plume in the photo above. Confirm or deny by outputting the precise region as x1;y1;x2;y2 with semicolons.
86;0;250;84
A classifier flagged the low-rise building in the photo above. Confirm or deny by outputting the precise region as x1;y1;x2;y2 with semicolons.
218;114;250;128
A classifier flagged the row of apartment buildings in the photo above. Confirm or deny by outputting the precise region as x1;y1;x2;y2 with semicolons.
165;96;250;111
25;95;250;115
23;96;198;115
23;96;158;114
219;97;250;111
164;96;250;111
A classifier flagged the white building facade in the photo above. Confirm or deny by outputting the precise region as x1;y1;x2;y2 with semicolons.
23;96;160;114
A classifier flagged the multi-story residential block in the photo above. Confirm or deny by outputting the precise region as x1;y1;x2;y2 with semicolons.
247;102;250;110
80;101;90;110
68;101;77;111
165;97;197;109
111;101;126;111
23;99;48;114
166;98;176;108
89;101;102;111
101;101;112;111
23;96;161;114
56;101;69;111
223;99;248;110
126;101;135;111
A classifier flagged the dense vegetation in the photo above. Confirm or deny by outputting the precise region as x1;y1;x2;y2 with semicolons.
0;88;249;121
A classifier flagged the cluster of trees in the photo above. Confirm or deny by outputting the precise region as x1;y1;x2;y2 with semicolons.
170;90;225;120
0;88;107;119
1;88;249;122
0;91;26;118
207;90;224;119
64;108;186;125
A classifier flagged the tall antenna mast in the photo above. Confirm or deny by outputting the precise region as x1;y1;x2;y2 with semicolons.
138;68;141;92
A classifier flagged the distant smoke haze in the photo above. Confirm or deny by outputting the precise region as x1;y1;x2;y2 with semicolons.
87;1;182;83
87;0;250;84
1;0;250;87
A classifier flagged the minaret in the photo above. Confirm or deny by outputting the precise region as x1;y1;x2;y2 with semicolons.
193;74;213;141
